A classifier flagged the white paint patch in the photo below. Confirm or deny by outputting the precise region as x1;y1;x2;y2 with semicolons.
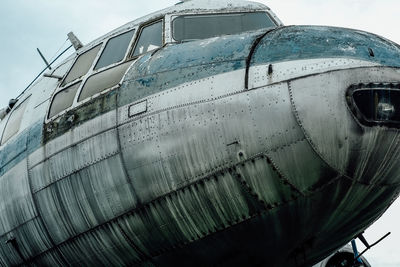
199;37;219;47
339;45;356;53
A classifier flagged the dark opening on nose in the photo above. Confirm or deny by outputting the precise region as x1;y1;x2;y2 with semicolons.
347;83;400;128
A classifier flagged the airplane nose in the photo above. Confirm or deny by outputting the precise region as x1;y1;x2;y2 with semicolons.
245;26;400;259
289;67;400;184
248;25;400;186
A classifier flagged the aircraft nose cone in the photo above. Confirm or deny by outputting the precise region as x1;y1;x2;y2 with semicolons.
251;25;400;69
245;26;400;263
249;25;400;186
290;68;400;186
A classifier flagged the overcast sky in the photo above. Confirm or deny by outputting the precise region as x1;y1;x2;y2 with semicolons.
0;0;399;266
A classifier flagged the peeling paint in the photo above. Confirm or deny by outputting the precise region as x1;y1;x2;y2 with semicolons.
252;26;400;67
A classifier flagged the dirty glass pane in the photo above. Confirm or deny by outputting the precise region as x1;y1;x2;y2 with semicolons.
62;44;102;86
132;21;162;57
173;13;275;41
95;30;135;70
79;61;132;101
353;89;400;122
1;97;30;144
48;82;81;118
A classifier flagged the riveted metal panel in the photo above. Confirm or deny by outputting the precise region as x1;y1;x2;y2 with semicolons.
289;70;366;173
248;58;378;89
247;82;304;151
118;170;259;259
28;109;116;169
119;97;240;202
33;155;135;244
117;29;257;111
289;67;400;185
30;129;119;193
70;109;117;144
0;160;36;235
43;109;117;157
156;103;232;181
118;61;246;111
142;70;245;115
236;157;298;205
211;92;261;158
268;139;338;192
147;176;374;267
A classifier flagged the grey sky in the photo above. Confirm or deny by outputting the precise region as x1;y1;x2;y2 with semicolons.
0;0;399;265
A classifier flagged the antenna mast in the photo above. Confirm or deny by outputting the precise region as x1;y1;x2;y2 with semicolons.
67;32;83;51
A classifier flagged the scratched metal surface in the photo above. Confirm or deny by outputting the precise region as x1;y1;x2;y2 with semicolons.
252;25;400;67
289;67;400;182
16;66;398;266
1;5;400;266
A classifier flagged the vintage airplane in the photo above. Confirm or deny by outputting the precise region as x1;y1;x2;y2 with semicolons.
0;0;399;266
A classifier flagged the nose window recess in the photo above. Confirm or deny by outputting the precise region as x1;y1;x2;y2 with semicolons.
347;83;400;128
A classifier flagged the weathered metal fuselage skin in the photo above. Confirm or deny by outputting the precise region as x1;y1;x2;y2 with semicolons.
1;3;400;267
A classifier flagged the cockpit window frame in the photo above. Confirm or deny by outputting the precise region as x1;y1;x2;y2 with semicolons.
46;27;138;122
94;29;136;71
128;18;164;59
167;11;278;43
60;44;103;88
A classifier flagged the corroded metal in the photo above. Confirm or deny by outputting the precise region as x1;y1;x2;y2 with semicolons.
0;1;400;266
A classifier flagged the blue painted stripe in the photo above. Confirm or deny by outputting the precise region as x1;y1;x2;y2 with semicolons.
118;30;262;107
351;239;363;263
252;25;400;67
0;120;43;175
3;25;400;176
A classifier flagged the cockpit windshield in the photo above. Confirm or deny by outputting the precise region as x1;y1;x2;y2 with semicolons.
172;12;276;42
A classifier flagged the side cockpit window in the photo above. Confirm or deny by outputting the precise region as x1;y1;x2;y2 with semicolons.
132;20;163;57
62;44;102;86
78;61;132;102
48;82;81;118
95;30;135;70
47;19;164;120
1;96;30;145
78;29;136;101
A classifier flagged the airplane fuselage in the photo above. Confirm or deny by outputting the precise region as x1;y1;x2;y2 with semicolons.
0;1;400;266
